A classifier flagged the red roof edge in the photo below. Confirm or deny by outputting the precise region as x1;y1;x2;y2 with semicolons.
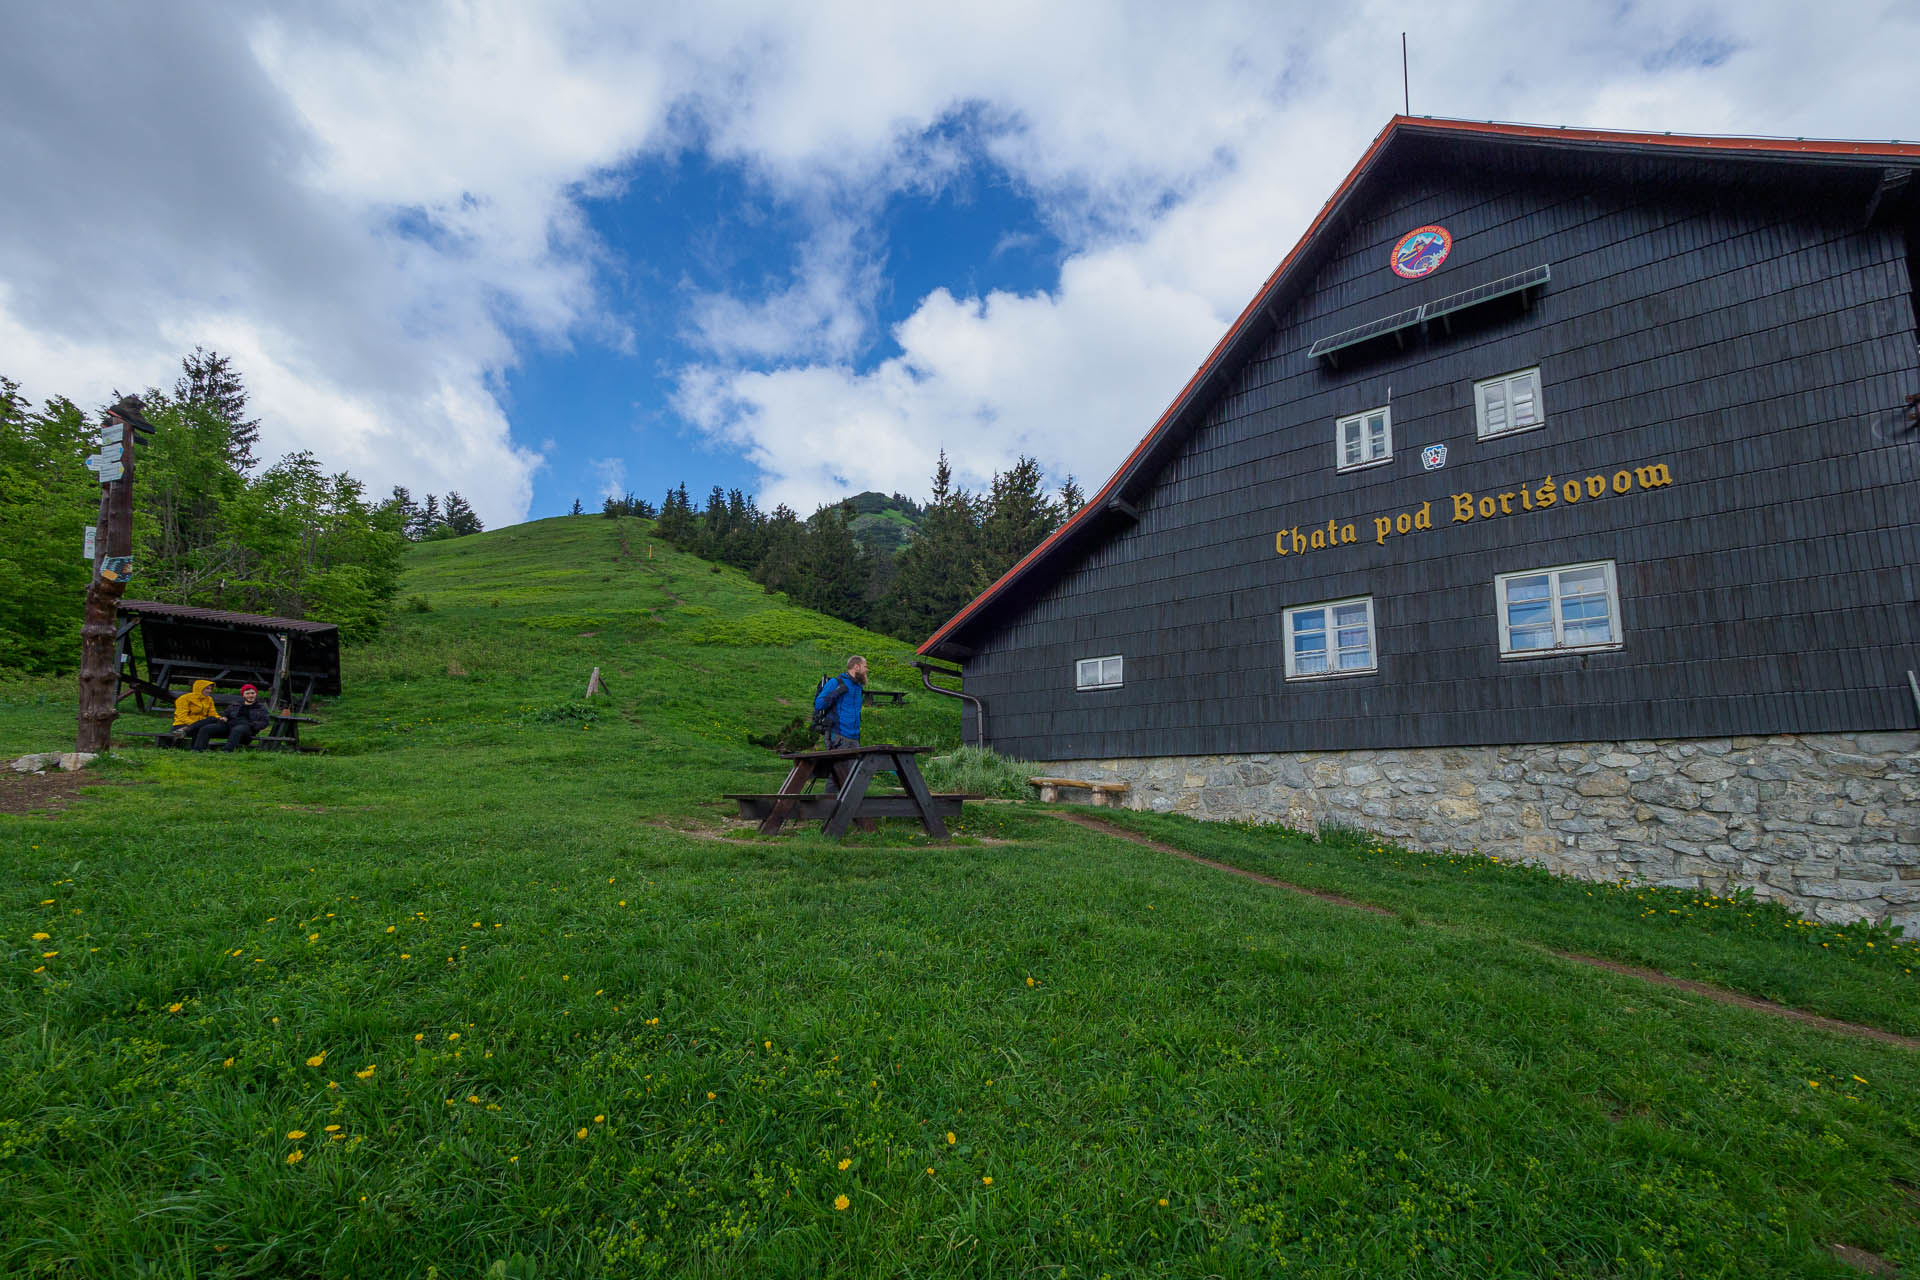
915;114;1920;658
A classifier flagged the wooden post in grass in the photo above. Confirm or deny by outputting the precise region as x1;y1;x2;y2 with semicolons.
585;667;608;698
77;396;155;752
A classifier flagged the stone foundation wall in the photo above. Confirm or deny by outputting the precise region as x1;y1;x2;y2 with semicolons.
1042;732;1920;930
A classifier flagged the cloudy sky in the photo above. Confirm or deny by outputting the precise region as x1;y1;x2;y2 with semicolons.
4;2;1916;526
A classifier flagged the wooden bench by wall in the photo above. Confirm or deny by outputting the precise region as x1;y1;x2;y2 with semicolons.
1028;776;1130;807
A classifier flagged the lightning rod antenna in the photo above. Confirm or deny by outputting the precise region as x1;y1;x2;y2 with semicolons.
1402;33;1410;115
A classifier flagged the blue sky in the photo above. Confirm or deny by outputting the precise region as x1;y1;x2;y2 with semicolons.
504;145;1066;515
3;2;1916;527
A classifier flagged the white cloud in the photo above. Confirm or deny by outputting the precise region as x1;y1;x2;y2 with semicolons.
4;0;1915;529
589;456;628;500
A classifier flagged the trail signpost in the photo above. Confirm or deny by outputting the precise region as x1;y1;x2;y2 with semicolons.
76;396;155;752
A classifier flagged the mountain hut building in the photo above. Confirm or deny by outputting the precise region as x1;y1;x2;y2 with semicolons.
917;116;1920;929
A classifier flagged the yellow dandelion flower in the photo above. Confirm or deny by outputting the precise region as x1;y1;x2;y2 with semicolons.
223;1058;235;1068
287;1130;307;1140
576;1127;589;1139
39;899;53;906
400;953;411;960
31;932;48;941
326;1081;338;1090
355;1066;375;1080
1808;1080;1821;1088
414;1033;424;1042
41;951;56;958
594;1115;605;1124
925;1167;935;1176
306;1051;327;1067
1853;1075;1869;1084
982;1176;992;1186
1158;1198;1169;1207
448;1032;459;1041
467;1094;480;1104
764;1040;772;1050
324;1124;341;1133
286;1149;305;1165
838;1157;851;1170
706;1091;716;1100
833;1194;850;1211
167;1003;184;1013
1025;976;1035;987
385;926;395;934
946;1132;956;1145
307;934;319;944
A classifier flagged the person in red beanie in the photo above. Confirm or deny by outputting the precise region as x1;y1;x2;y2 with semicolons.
190;684;272;752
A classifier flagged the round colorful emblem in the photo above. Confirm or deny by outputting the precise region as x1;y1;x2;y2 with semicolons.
1390;225;1452;279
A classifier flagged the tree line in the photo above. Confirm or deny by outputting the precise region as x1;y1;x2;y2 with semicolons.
616;452;1085;643
0;349;478;675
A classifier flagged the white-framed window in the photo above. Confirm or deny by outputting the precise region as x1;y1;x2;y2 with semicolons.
1495;561;1621;657
1475;367;1545;439
1335;406;1391;472
1283;597;1377;680
1076;655;1123;690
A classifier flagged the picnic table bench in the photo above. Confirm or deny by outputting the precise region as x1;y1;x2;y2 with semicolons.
861;689;908;707
726;744;969;839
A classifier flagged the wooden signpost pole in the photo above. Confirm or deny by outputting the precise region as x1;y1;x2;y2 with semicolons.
76;397;150;752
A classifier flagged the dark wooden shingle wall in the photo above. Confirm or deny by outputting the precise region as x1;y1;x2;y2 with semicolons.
963;159;1920;760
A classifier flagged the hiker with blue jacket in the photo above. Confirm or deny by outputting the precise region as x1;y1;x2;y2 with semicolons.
814;655;867;749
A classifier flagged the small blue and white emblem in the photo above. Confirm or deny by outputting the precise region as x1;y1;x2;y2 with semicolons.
1421;443;1447;471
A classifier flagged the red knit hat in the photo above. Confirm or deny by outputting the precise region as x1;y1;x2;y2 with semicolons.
240;684;257;693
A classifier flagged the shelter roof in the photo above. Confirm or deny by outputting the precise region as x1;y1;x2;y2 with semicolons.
917;115;1920;661
119;600;338;634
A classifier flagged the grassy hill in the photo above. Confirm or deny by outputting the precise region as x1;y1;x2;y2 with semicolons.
2;515;1918;1278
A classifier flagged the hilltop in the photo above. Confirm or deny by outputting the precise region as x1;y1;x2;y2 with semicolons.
1;517;1916;1278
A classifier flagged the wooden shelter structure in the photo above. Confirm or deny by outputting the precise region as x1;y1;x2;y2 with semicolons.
114;601;341;714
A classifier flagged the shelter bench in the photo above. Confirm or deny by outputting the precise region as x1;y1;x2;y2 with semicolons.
143;710;319;753
1028;776;1130;807
861;689;908;706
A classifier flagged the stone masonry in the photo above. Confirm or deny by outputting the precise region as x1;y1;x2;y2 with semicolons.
1043;731;1920;931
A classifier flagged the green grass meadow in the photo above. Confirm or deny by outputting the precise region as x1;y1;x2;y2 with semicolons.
3;515;1917;1278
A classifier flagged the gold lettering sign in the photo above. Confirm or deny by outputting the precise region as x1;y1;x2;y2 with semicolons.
1275;460;1672;557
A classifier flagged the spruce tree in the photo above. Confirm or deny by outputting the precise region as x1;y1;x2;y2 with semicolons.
878;450;981;641
174;346;262;469
443;492;483;536
974;455;1060;593
799;502;868;625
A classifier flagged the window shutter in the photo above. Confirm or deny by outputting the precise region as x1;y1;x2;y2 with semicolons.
1510;373;1539;427
1481;380;1509;433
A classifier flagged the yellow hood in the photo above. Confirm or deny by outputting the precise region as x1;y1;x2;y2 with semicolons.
172;680;219;727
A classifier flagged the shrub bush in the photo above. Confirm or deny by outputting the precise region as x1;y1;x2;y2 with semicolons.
922;746;1037;799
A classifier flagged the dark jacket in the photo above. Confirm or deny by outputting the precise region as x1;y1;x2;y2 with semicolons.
227;698;273;733
814;674;862;739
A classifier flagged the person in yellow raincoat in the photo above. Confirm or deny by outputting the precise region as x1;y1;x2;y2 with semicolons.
171;679;222;743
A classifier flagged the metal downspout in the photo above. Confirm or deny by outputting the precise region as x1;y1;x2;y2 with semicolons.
913;661;985;748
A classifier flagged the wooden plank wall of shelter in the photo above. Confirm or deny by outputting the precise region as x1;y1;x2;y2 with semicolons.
116;603;341;715
953;140;1920;760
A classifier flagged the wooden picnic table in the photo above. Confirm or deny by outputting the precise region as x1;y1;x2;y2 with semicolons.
725;744;964;840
